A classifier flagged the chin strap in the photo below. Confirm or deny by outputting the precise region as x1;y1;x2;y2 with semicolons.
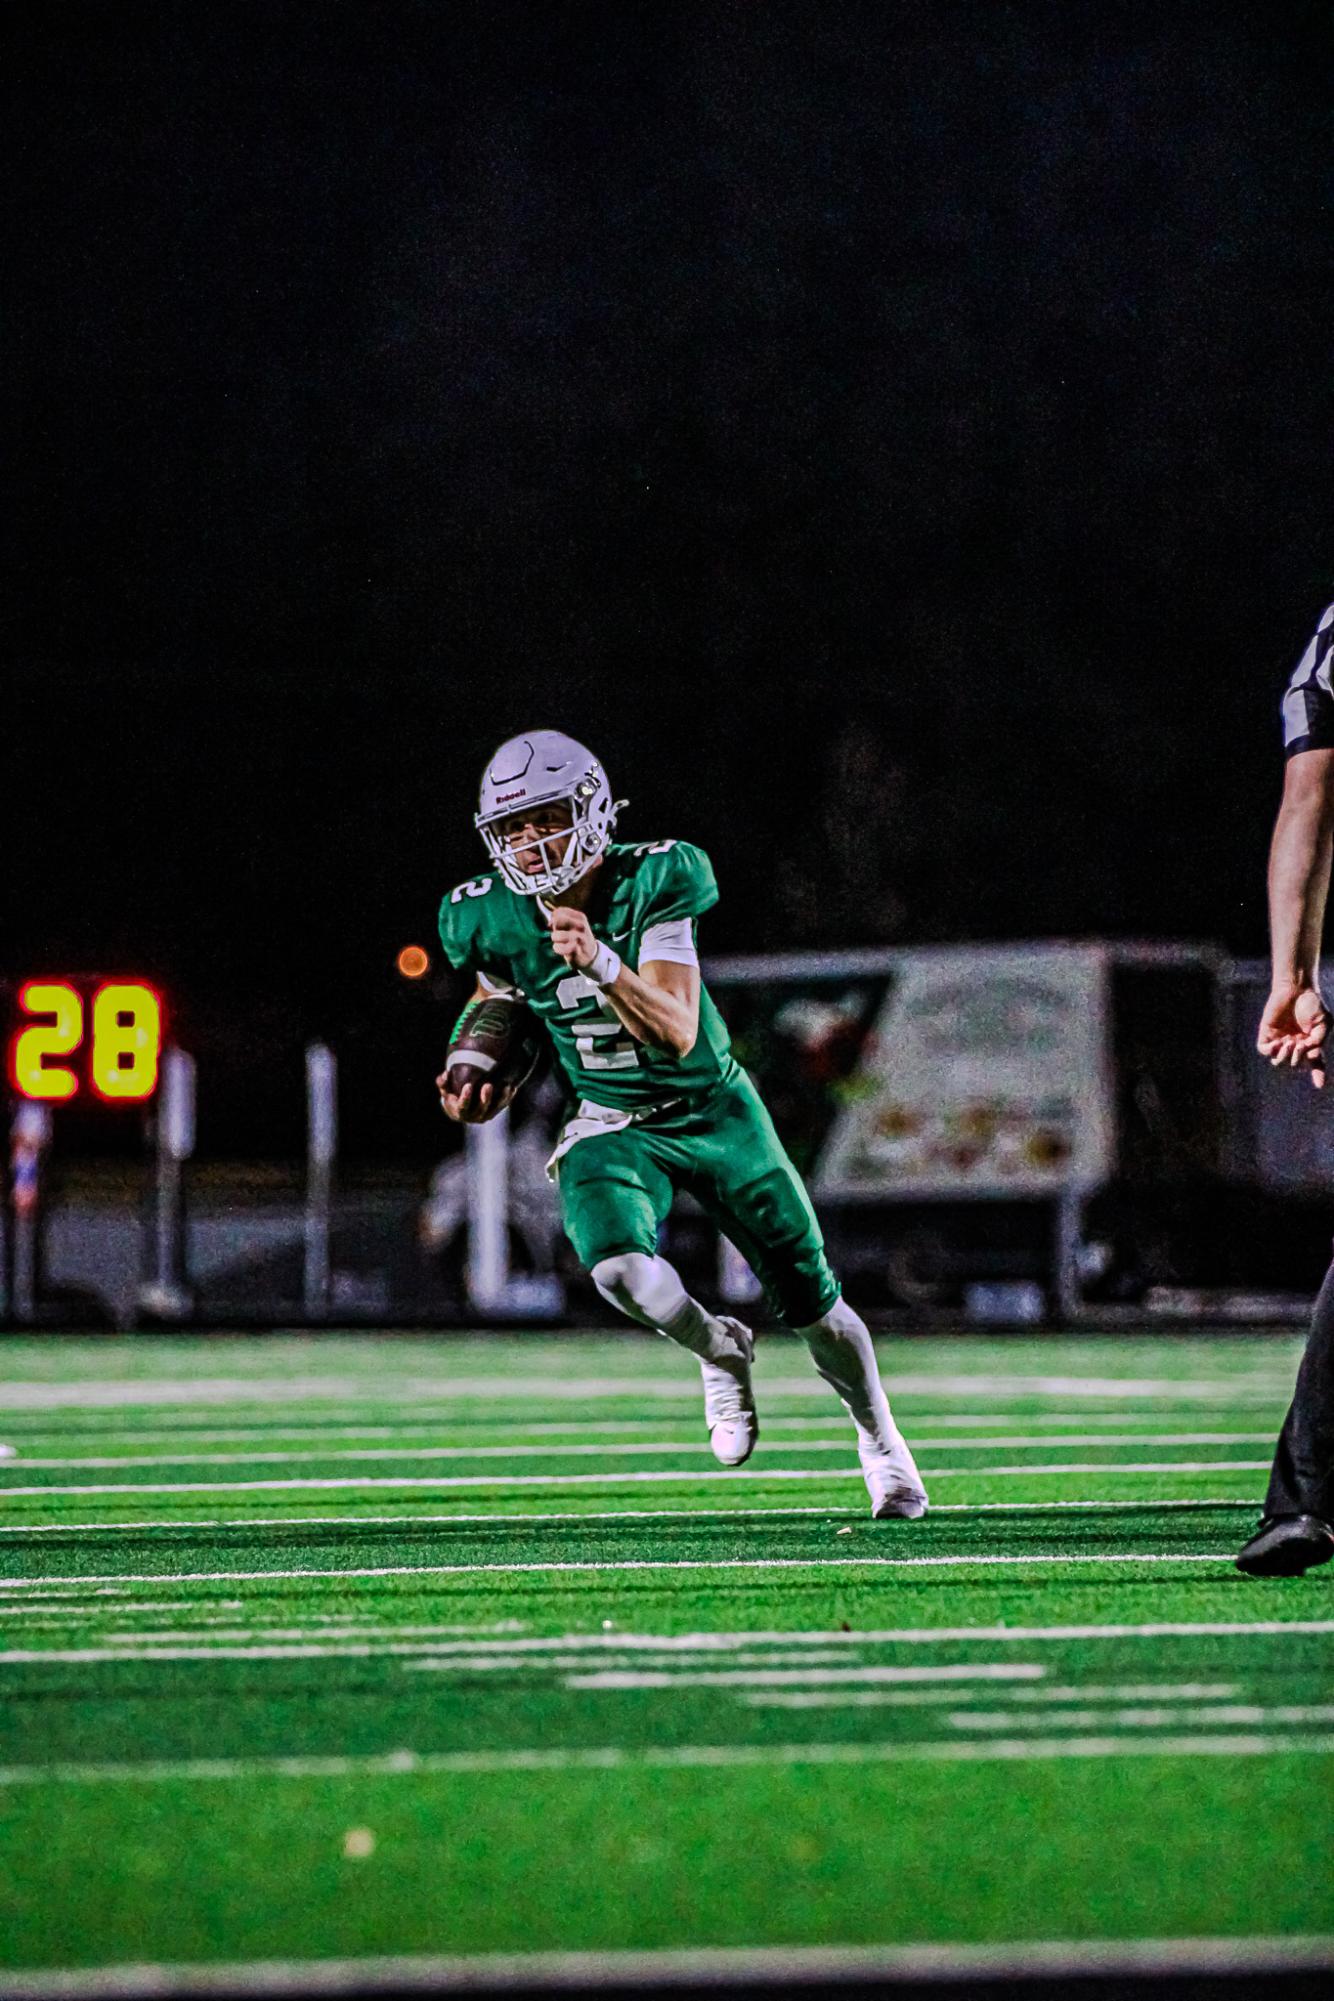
491;803;619;900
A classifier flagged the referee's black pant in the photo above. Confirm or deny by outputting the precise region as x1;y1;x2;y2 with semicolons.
1265;1249;1334;1523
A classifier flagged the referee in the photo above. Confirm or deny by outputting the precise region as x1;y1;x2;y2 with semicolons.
1237;600;1334;1577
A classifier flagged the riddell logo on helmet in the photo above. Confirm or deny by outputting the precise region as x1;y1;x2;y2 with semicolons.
495;789;528;804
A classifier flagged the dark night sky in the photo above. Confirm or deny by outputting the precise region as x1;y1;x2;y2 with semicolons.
8;0;1331;1150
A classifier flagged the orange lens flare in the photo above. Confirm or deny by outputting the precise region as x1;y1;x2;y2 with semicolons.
397;945;430;979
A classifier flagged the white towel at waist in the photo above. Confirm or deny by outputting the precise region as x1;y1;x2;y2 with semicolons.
546;1095;684;1179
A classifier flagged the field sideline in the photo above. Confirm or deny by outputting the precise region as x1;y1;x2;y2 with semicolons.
2;1329;1332;1997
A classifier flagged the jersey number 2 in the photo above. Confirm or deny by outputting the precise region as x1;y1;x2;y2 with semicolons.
556;973;640;1071
450;878;493;905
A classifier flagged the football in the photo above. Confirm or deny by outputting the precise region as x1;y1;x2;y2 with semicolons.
442;993;542;1110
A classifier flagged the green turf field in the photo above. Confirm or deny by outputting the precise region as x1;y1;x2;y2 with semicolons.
2;1329;1332;1992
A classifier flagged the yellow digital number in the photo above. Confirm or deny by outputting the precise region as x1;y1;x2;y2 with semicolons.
90;983;162;1101
10;983;84;1101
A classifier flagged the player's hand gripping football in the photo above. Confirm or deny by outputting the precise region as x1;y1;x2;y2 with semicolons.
1257;984;1330;1089
435;1071;516;1124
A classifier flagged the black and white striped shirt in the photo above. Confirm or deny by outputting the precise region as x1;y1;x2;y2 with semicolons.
1282;601;1334;757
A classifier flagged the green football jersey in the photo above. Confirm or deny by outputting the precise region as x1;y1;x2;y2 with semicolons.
437;840;737;1110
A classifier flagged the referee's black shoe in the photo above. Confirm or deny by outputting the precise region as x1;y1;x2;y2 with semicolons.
1235;1514;1334;1578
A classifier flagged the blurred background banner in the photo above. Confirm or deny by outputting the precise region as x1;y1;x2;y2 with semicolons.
812;944;1112;1200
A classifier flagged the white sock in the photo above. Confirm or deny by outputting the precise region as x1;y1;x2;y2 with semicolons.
797;1294;898;1456
592;1252;742;1363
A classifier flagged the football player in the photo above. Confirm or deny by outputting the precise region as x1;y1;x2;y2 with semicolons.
1236;601;1334;1577
436;730;927;1519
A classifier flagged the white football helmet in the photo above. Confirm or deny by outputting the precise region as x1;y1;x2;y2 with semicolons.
476;730;622;898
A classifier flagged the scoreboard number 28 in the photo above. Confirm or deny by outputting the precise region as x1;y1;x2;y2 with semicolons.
7;980;164;1103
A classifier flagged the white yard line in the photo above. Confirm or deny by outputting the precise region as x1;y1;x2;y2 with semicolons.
0;1422;685;1446
2;1935;1330;2000
56;1650;1241;1702
0;1627;1132;1655
743;1683;1243;1709
93;1623;537;1644
992;1682;1244;1701
0;1732;1331;1793
94;1642;862;1671
9;1565;1304;1602
742;1690;1068;1711
0;1372;1296;1410
5;1420;855;1448
555;1665;1047;1691
0;1461;1270;1498
0;1496;1255;1536
858;1411;1285;1428
0;1627;1222;1657
950;1704;1334;1731
0;1600;249;1618
4;1597;1328;1660
7;1444;736;1470
8;1432;1276;1469
1;1411;1285;1453
1;1935;1331;2000
0;1555;1240;1631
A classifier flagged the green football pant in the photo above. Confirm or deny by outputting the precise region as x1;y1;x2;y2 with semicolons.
554;1071;841;1328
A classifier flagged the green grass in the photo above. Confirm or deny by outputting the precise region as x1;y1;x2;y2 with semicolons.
2;1331;1332;1983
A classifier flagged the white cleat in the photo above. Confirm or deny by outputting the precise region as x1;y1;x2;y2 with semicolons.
861;1428;929;1520
700;1316;758;1467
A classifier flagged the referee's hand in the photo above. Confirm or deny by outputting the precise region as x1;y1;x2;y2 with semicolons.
1257;985;1330;1089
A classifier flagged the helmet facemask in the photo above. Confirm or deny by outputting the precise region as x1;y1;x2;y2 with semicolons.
477;778;617;898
